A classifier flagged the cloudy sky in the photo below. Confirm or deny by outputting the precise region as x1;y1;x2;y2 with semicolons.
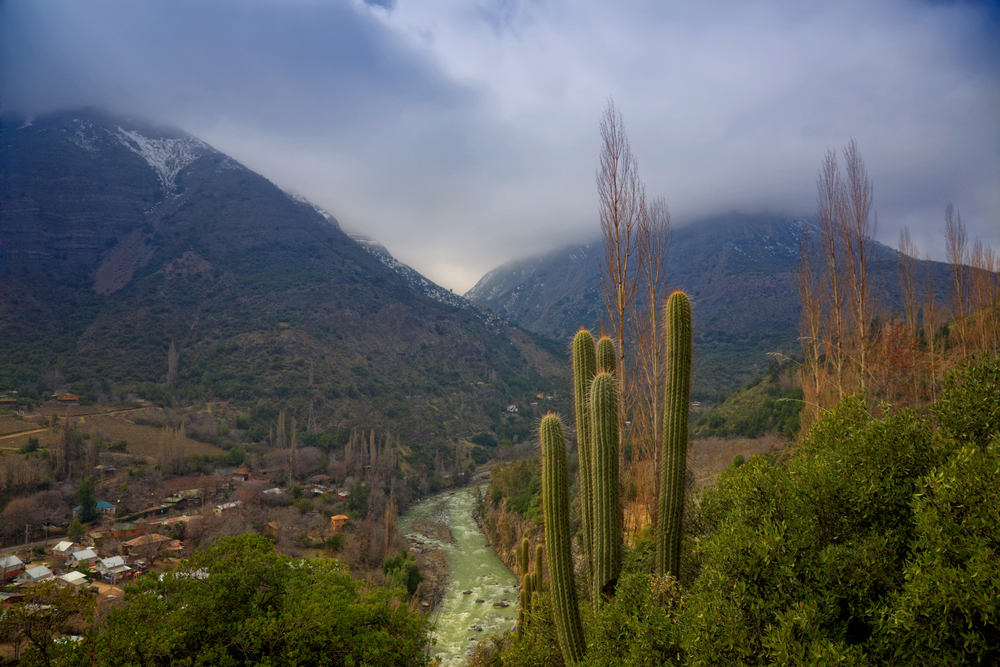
3;0;999;292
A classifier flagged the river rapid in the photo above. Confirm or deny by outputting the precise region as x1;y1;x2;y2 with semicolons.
400;486;518;666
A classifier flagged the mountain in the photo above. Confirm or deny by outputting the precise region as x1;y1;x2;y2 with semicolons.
0;109;568;444
466;212;952;398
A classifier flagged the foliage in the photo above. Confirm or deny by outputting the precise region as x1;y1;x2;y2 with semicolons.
582;573;683;667
873;435;1000;665
493;355;1000;666
75;476;97;523
90;534;430;666
488;459;542;521
66;517;85;542
383;550;422;597
931;353;1000;450
0;580;94;667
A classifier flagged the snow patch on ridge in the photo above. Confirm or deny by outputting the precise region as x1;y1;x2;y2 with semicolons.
115;127;207;192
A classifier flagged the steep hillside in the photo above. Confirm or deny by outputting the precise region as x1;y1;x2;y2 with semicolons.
0;109;569;443
466;213;952;397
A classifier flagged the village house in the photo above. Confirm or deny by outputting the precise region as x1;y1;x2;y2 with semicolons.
66;548;99;569
51;541;79;561
16;565;54;586
214;500;241;516
96;556;131;582
330;515;349;534
58;571;89;590
74;500;116;517
0;555;24;582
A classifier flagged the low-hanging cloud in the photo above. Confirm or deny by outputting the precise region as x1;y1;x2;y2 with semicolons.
2;0;998;291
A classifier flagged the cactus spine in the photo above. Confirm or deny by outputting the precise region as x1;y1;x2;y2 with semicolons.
656;290;693;579
590;371;622;604
572;329;597;584
540;414;586;664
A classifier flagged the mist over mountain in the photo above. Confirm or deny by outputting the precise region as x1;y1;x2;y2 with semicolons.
0;109;568;442
466;213;952;397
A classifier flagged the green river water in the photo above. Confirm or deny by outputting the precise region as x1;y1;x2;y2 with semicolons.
399;486;518;666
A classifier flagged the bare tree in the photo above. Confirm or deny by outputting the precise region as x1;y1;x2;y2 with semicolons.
817;149;847;399
630;195;671;522
597;98;646;445
840;139;879;391
796;227;825;427
945;203;969;356
897;227;919;336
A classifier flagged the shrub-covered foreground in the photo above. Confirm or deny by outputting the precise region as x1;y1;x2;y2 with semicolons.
477;355;1000;666
49;535;430;667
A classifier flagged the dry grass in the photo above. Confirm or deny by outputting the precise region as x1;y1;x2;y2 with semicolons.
0;407;223;461
689;433;785;488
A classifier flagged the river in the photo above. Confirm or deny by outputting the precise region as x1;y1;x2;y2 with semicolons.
400;486;518;666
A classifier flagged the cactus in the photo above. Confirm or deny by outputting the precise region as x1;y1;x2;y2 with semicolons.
572;328;597;583
656;290;693;579
519;537;530;580
534;544;544;591
590;371;621;604
540;414;586;664
596;334;616;374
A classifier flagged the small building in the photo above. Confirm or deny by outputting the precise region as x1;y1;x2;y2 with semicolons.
214;500;241;516
96;556;131;581
74;500;116;517
506;405;518;413
124;533;172;556
0;555;24;581
163;496;188;511
17;565;54;586
51;541;79;560
0;592;23;605
330;515;349;534
263;487;283;496
66;548;99;568
58;571;89;590
110;523;142;540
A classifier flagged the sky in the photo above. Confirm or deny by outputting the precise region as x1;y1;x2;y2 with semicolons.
2;0;999;292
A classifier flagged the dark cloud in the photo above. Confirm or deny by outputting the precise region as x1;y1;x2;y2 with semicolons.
2;0;998;291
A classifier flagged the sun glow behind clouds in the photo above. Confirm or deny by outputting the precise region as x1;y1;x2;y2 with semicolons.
2;0;999;291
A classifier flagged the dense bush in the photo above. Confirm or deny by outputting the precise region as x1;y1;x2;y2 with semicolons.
490;355;1000;666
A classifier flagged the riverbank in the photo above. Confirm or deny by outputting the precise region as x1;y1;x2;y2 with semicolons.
408;511;455;613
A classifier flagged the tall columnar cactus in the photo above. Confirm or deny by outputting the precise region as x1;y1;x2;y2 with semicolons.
596;334;617;374
534;544;544;591
572;328;597;583
519;537;531;580
590;371;622;605
540;414;586;664
656;290;693;579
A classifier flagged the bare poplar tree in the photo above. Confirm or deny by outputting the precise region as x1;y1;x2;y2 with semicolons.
597;98;645;446
922;257;940;402
796;227;824;426
817;150;847;398
945;203;969;356
897;227;919;337
840;139;878;391
631;196;671;521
